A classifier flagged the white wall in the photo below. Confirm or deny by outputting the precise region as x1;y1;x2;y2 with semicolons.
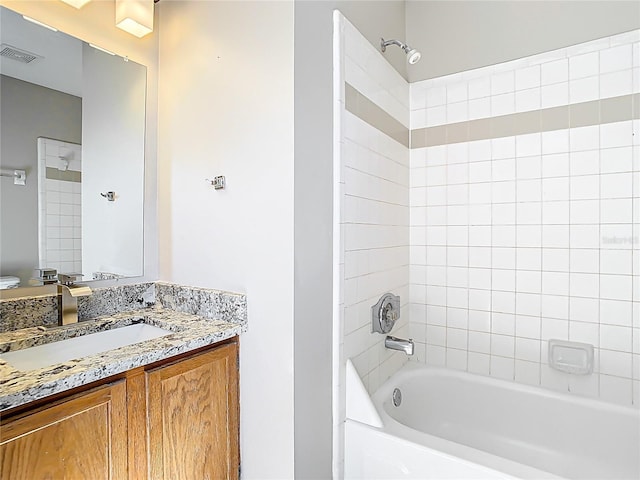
406;0;640;81
294;2;405;477
82;43;145;278
157;1;295;478
0;75;81;284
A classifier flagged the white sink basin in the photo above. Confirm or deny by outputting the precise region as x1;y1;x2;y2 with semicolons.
0;323;172;371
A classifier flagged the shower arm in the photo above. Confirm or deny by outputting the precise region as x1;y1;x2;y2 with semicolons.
380;38;405;53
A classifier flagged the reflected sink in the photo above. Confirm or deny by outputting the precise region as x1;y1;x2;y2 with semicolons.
0;323;172;371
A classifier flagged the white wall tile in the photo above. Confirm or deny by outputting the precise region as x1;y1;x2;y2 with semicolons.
600;44;633;73
541;294;569;320
601;198;632;223
600;250;633;275
426;86;446;107
600;375;633;406
600;274;633;301
601;121;633;149
491;71;515;95
492;181;517;203
468;76;491;99
570;150;600;176
542;153;570;178
515;314;541;339
600;70;633;98
492;290;516;314
569;76;599;103
406;30;639;405
517;202;542;224
469;97;491;121
600;146;633;174
601;300;633;328
570;249;599;273
468;139;492;162
426;105;447;127
542;225;570;248
601;325;633;352
491;93;515;116
542;59;569;85
569;52;599;80
447;101;468;123
570;199;599;224
516;65;541;90
570;127;600;152
569;225;600;249
447;82;468;103
490;355;515;380
570;175;600;200
515;88;541;112
542;201;569;224
600;350;633;377
541;82;569;108
468;352;491;375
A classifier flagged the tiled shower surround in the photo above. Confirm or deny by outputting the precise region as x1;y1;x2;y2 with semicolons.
410;32;640;406
337;14;411;394
336;19;639;407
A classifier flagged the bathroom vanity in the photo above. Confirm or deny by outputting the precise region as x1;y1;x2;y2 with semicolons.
0;282;246;480
1;340;238;480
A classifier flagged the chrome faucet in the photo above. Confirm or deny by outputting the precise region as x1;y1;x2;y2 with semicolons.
34;268;58;285
385;335;414;356
57;274;92;326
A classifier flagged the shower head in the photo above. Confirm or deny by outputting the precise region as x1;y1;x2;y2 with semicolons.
405;47;421;65
58;155;70;171
380;38;421;65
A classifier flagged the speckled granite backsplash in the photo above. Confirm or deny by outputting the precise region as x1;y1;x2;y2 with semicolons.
0;282;247;333
79;282;155;319
155;282;247;323
0;297;58;332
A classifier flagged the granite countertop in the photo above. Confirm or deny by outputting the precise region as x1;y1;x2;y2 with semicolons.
0;306;245;412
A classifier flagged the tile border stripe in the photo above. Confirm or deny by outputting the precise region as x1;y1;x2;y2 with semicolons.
411;93;640;149
345;82;409;148
46;167;81;183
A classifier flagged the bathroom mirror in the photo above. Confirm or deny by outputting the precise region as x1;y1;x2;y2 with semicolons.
0;6;145;288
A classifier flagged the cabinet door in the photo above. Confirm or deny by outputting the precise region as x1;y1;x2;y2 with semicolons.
147;342;239;480
0;381;127;480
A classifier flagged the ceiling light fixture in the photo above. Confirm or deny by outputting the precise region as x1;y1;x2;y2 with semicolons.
60;0;92;8
22;16;58;32
115;0;154;38
89;43;116;56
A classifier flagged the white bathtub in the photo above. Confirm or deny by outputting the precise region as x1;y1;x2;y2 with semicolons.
345;361;639;479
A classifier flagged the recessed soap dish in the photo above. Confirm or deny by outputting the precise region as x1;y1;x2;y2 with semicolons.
548;339;594;375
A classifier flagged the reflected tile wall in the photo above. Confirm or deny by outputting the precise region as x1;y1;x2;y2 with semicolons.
37;138;82;276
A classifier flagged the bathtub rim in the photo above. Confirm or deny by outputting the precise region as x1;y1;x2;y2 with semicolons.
368;361;639;480
373;361;639;416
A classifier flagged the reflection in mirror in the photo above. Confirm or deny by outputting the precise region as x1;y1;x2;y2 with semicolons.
0;6;146;289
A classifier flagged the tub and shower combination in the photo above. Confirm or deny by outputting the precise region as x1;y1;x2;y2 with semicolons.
345;361;639;479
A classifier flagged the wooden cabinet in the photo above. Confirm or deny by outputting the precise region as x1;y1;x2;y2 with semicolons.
0;381;127;480
0;338;239;480
146;343;239;480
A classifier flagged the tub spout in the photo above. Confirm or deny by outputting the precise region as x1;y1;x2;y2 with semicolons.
385;336;414;356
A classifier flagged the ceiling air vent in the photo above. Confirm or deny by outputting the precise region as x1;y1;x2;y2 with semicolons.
0;44;41;64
